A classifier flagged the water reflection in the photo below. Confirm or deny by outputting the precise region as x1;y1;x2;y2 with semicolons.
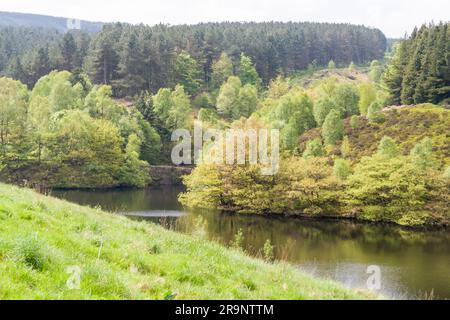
53;187;450;299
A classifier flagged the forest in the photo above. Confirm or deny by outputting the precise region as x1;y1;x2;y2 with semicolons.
1;21;387;94
0;21;448;226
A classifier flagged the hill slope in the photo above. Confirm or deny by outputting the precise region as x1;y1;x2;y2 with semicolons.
299;104;450;167
0;183;370;300
0;11;104;33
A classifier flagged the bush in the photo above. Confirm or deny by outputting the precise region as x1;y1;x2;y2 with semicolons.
367;101;385;124
410;137;436;170
231;229;245;250
345;155;448;226
377;136;399;158
333;159;352;180
303;138;324;158
350;115;359;130
341;136;351;158
444;166;450;180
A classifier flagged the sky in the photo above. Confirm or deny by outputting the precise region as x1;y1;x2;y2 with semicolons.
0;0;448;38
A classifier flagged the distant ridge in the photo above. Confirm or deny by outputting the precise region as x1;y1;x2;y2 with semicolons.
0;11;104;33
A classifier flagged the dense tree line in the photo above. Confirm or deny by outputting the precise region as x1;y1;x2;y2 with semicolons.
1;22;387;97
384;22;449;105
0;71;161;188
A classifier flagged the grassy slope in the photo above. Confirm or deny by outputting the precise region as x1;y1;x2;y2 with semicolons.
0;183;371;300
299;104;450;167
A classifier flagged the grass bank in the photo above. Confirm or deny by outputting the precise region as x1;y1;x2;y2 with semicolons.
0;183;372;300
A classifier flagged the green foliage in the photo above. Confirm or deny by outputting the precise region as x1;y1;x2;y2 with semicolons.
303;139;324;159
216;77;258;120
358;82;377;115
313;96;335;126
238;53;262;88
348;62;356;71
193;92;213;109
263;240;275;263
340;136;351;158
1;21;387;95
377;136;399;158
181;158;343;217
232;229;245;250
211;52;234;90
153;85;193;130
366;101;385;124
216;76;242;120
0;77;29;158
333;159;352;181
369;60;384;83
410;137;436;170
322;110;343;146
328;60;336;69
0;71;160;188
173;51;203;96
350;115;359;130
333;84;360;117
119;134;150;187
443;166;450;180
384;23;449;105
345;155;448;226
179;164;223;209
267;76;290;99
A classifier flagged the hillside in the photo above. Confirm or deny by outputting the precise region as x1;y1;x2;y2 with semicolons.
299;104;450;167
291;68;371;88
0;183;370;299
0;11;104;33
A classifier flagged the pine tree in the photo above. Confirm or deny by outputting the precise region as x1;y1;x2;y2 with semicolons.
238;53;262;88
29;47;52;87
60;32;77;71
86;33;119;85
173;51;203;96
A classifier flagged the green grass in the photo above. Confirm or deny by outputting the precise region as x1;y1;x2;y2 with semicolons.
0;183;373;300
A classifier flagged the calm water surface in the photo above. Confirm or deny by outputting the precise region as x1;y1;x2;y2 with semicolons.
52;187;450;299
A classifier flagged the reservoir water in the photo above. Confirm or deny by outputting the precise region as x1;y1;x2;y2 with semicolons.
52;187;450;299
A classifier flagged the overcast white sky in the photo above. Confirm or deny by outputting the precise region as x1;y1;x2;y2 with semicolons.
0;0;448;38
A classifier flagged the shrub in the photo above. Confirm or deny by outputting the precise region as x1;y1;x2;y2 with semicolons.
367;101;385;124
444;166;450;180
303;138;324;158
231;229;245;250
333;159;352;180
377;136;399;158
341;136;351;158
350;115;359;130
